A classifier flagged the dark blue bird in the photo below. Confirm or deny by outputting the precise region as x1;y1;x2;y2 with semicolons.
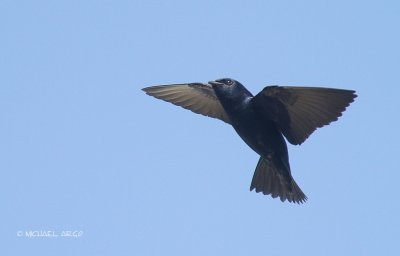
142;78;357;204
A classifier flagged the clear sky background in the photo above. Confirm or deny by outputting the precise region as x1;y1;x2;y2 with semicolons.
1;0;400;255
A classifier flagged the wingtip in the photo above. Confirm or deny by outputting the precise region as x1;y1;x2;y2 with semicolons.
141;87;150;93
352;90;358;100
142;86;157;95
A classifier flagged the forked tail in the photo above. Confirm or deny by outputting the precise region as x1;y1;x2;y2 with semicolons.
250;157;307;204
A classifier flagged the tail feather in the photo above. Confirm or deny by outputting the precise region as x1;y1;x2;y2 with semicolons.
250;157;307;204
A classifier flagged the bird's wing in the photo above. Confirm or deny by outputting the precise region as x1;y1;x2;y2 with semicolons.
252;86;357;145
142;83;231;124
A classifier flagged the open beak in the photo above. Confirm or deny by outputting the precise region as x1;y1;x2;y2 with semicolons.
208;81;223;86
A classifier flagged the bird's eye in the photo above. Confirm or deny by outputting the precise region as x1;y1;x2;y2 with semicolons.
225;79;233;85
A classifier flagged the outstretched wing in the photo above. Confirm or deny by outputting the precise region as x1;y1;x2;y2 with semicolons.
142;83;231;124
253;86;357;145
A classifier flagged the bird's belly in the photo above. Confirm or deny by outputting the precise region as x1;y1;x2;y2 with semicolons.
238;130;274;157
231;115;282;158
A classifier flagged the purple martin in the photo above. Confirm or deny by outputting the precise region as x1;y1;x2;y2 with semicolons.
142;78;357;204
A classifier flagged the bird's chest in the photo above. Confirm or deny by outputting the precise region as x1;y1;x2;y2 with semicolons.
228;105;276;155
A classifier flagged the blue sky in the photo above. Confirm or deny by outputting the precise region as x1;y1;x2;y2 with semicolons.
1;0;400;255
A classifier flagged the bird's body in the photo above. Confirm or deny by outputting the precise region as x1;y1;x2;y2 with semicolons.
211;80;304;202
143;78;357;204
212;80;287;160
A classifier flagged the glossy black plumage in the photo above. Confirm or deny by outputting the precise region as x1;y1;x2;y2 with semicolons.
142;78;357;204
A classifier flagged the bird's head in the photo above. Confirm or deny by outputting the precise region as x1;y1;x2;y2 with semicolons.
208;78;238;91
208;78;253;99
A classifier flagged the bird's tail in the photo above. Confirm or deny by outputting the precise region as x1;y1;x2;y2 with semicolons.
250;157;307;204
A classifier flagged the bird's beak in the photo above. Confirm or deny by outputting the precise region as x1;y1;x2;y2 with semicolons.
208;81;223;86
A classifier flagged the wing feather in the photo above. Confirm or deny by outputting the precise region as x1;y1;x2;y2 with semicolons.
253;86;357;145
142;83;231;124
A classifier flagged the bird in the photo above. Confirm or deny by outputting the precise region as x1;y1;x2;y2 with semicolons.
142;78;357;204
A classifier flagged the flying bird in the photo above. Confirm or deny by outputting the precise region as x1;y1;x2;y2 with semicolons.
142;78;357;204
